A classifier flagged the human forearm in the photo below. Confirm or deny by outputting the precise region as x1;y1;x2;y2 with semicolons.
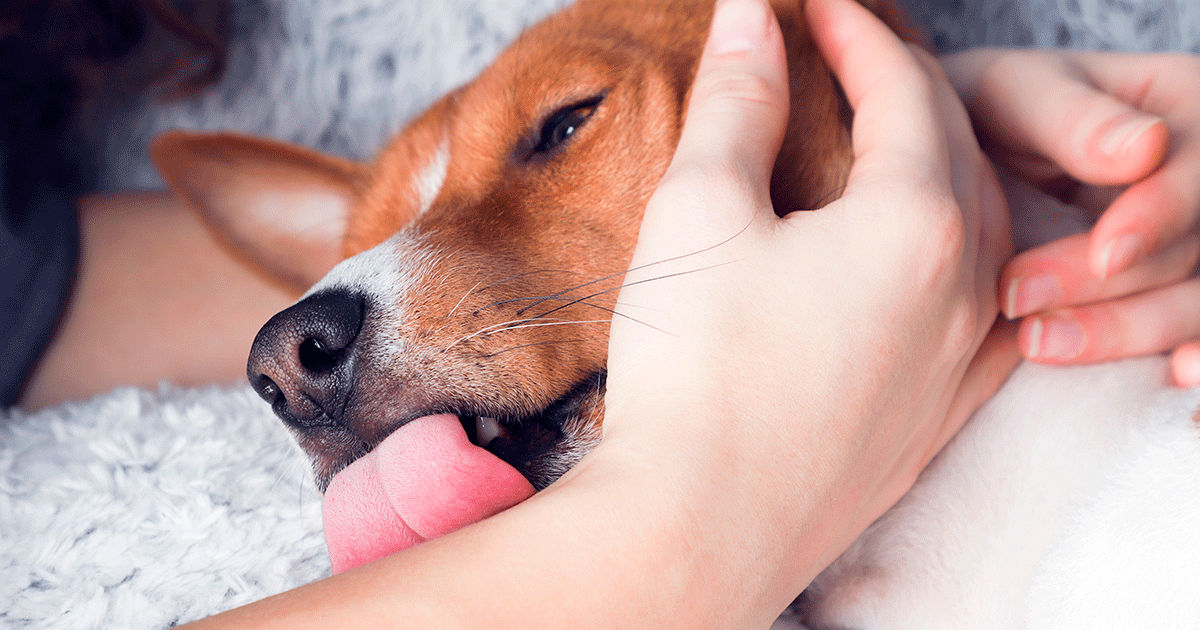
183;443;794;629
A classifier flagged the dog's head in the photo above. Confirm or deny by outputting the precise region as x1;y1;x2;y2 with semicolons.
154;0;918;522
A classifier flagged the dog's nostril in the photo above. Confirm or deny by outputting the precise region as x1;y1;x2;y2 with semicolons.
251;373;283;405
299;336;340;375
248;289;367;428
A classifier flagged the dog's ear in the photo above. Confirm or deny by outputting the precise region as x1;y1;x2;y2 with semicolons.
151;130;364;290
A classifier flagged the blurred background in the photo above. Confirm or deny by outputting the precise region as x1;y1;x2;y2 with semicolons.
7;0;1200;200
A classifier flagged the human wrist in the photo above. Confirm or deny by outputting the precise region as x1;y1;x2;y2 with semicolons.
590;398;843;618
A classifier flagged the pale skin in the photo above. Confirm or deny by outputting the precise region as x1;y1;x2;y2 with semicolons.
18;193;300;409
11;0;1198;625
942;49;1200;385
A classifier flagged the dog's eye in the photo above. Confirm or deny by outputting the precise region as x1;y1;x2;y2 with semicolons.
532;96;603;155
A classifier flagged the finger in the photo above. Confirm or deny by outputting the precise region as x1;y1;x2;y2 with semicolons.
946;50;1170;188
666;0;789;200
1089;155;1200;277
807;0;954;199
1019;277;1200;364
1064;52;1200;277
1170;342;1200;389
1068;52;1200;116
1003;232;1200;318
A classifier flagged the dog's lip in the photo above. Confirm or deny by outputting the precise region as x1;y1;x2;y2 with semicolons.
312;401;563;491
395;404;563;476
315;371;603;492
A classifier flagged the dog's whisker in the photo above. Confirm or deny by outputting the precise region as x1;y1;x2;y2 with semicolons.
514;219;754;316
442;317;573;352
477;294;646;316
475;296;660;337
530;260;740;333
476;269;580;295
447;280;483;319
471;293;658;334
483;319;609;335
565;299;667;332
610;300;664;313
470;270;584;315
477;293;609;312
483;339;586;358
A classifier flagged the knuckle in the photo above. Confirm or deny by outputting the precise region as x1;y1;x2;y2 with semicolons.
879;187;969;289
918;203;968;279
915;192;968;253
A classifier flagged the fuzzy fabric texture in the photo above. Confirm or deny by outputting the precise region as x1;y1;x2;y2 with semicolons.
1;386;325;629
4;0;1200;628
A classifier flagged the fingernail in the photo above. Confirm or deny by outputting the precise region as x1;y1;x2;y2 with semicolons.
1027;314;1086;360
1099;234;1144;278
1099;114;1161;158
1005;274;1063;319
710;0;771;55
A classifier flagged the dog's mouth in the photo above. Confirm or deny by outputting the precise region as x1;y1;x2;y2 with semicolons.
455;371;604;489
313;370;604;493
319;371;604;574
457;413;558;483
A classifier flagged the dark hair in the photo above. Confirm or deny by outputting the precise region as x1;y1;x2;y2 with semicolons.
0;0;228;208
1;0;228;97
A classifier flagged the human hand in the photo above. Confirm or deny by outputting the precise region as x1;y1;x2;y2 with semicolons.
943;49;1200;386
599;0;1015;620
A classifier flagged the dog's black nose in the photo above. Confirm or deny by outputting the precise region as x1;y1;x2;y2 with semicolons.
247;290;365;428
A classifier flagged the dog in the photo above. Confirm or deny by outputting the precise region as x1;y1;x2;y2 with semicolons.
152;0;1200;627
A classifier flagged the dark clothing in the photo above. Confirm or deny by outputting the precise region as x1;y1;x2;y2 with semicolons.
0;35;84;406
0;151;79;406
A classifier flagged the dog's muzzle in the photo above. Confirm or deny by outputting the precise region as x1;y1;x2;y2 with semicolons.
247;289;365;428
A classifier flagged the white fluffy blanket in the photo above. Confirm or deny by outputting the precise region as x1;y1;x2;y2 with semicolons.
1;387;324;628
4;1;1199;627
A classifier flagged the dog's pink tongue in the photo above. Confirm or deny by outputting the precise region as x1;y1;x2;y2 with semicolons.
322;414;534;574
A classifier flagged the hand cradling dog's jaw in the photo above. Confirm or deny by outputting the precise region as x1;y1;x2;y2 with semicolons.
152;0;921;573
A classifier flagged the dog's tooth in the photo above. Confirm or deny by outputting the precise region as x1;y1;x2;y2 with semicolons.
475;416;504;447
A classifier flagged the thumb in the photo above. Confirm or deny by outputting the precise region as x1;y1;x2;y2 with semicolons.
668;0;790;197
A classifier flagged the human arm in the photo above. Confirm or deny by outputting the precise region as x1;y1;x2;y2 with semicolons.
182;0;1014;626
17;192;301;409
942;48;1200;385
